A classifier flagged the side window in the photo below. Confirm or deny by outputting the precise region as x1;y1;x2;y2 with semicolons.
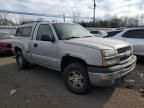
36;24;53;41
122;29;144;38
16;27;32;37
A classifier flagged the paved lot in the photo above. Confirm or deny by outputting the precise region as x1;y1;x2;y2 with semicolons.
0;56;144;108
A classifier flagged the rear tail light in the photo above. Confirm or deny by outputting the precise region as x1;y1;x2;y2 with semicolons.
0;43;11;48
0;43;4;47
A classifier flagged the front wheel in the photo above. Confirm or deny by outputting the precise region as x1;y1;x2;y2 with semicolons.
63;63;90;94
16;51;29;69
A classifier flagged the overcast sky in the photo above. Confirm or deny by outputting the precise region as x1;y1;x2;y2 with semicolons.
0;0;144;20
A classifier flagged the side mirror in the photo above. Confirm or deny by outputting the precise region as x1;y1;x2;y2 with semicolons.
41;35;55;42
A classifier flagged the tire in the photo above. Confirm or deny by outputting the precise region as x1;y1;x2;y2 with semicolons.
16;51;29;69
63;62;90;94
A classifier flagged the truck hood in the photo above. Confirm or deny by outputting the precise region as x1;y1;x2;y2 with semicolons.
63;37;130;50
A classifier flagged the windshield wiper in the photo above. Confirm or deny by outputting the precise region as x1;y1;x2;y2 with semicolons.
82;36;93;38
63;36;81;40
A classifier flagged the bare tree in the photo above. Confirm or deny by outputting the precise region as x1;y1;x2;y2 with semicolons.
63;13;66;23
0;13;14;25
140;14;144;26
18;16;33;25
13;14;20;25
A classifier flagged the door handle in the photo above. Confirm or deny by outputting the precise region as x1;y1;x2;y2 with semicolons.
34;43;38;47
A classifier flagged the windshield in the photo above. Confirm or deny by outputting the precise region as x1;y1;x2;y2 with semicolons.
53;23;93;40
0;33;14;39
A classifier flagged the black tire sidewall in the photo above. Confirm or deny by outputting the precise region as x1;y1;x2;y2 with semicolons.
63;62;89;94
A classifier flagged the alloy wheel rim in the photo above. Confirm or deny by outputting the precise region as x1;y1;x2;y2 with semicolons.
68;71;84;89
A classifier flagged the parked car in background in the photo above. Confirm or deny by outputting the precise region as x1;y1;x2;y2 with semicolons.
90;30;107;37
106;28;144;56
105;30;123;38
12;22;136;94
0;33;14;54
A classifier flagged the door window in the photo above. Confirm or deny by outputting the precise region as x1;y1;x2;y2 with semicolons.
16;27;32;37
36;24;53;41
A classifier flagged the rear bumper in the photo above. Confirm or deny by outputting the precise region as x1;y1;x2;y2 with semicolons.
0;48;12;54
88;55;137;86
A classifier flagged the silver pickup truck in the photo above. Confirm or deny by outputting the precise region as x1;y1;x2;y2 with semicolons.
12;22;137;94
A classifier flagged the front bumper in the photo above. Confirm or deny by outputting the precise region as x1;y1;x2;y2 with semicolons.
88;55;137;86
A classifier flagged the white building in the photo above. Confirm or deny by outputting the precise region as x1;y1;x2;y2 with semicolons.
0;25;17;34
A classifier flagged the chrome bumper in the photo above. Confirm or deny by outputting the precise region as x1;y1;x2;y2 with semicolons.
88;55;137;86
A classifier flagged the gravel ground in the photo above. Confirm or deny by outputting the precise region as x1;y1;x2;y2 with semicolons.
0;56;144;108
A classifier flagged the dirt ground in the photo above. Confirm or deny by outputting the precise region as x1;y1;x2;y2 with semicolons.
0;55;144;108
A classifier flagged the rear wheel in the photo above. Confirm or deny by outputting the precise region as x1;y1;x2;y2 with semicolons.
63;63;90;94
16;51;29;69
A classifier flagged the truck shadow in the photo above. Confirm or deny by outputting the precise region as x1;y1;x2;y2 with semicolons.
0;53;13;58
136;56;144;64
116;57;144;91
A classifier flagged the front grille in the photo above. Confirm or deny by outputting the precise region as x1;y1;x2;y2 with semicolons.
120;55;131;61
117;46;132;62
117;46;131;53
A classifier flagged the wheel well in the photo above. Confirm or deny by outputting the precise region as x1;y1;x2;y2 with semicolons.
61;56;87;71
14;47;22;54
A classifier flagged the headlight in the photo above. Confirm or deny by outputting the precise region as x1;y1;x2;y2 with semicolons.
101;49;119;66
101;49;117;57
